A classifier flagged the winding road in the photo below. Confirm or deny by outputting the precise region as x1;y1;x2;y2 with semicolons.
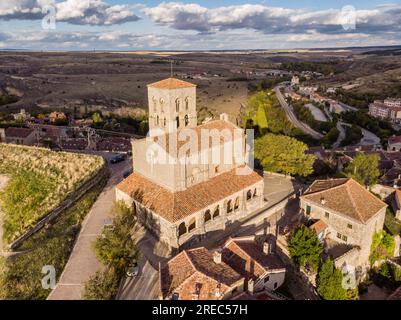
274;86;324;140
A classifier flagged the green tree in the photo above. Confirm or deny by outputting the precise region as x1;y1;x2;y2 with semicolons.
288;225;323;272
254;134;316;177
344;153;380;186
317;258;348;300
93;202;138;274
369;230;395;265
83;268;119;300
92;112;102;125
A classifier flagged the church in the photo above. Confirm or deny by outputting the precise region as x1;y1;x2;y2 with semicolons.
116;77;266;251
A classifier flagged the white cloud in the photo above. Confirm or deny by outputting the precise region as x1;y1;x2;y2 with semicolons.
0;0;140;25
143;2;401;35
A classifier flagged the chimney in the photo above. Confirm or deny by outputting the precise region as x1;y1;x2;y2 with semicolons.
320;197;326;205
263;241;271;255
213;251;222;264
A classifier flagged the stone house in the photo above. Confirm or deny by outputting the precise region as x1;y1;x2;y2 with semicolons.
300;178;387;273
388;136;401;152
159;237;286;300
392;189;401;221
116;78;265;251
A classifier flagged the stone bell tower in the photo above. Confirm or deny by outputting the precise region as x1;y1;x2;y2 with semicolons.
147;78;197;137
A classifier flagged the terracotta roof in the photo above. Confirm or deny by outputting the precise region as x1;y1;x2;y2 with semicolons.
309;220;328;234
160;247;243;299
388;286;401;300
301;178;387;224
148;77;196;90
389;136;401;145
5;127;34;138
222;238;285;280
116;166;263;223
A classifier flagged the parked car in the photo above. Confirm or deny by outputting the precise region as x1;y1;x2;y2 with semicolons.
123;169;133;179
126;263;139;277
110;154;125;164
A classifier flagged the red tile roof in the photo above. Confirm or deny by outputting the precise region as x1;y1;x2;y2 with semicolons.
5;127;34;138
301;178;387;224
222;238;285;280
160;247;243;299
116;166;263;223
148;78;196;90
309;220;328;234
389;136;401;145
388;286;401;300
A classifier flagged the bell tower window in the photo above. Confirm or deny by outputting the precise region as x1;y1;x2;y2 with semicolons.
185;97;189;111
176;99;180;113
185;115;189;127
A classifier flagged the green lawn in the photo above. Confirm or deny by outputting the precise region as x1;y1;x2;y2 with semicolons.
0;144;104;243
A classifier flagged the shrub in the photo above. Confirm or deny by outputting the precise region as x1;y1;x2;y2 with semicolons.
317;259;350;300
370;231;395;265
83;268;119;300
288;225;323;272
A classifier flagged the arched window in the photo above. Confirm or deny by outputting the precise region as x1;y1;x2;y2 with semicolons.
157;115;159;126
188;218;196;232
160;98;164;113
227;200;233;213
185;97;189;110
178;222;187;237
152;97;157;113
213;206;220;219
176;116;180;128
253;188;257;197
247;190;252;201
176;99;180;113
163;118;167;127
185;115;189;127
204;210;212;224
234;197;240;211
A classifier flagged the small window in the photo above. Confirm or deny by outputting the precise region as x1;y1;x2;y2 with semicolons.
347;224;353;229
204;210;212;223
188;218;196;232
185;97;189;110
227;200;233;213
253;188;257;197
342;235;348;242
264;276;270;283
213;206;220;219
184;115;189;126
234;197;240;211
274;282;278;289
306;205;311;215
325;212;330;219
337;232;342;239
247;190;252;201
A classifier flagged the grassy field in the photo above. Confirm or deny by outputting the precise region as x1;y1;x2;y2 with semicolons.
0;144;104;243
0;181;106;300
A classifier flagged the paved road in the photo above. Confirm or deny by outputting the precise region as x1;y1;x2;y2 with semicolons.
275;86;324;140
48;153;131;300
117;230;170;300
360;127;381;146
332;121;347;149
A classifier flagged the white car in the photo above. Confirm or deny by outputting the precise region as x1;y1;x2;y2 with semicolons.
126;263;139;277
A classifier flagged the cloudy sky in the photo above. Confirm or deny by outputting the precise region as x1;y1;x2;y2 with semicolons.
0;0;400;50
